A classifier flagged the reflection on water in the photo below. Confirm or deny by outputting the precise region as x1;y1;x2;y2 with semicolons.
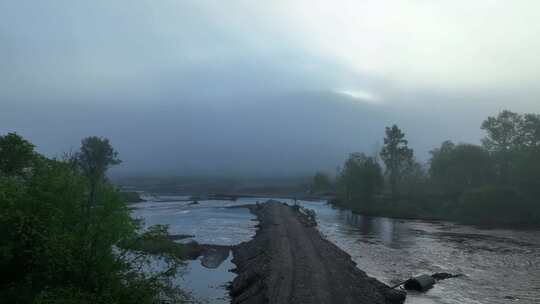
131;198;258;245
178;253;235;304
130;197;262;304
131;197;540;304
339;212;407;248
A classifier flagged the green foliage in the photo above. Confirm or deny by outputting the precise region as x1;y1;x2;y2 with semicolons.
0;132;36;176
122;224;193;259
380;125;414;197
481;110;540;184
512;146;540;199
0;134;187;303
520;113;540;148
76;136;122;210
429;141;494;194
399;159;427;197
457;186;538;224
332;110;540;225
312;172;332;193
76;136;121;182
481;110;523;152
337;153;383;205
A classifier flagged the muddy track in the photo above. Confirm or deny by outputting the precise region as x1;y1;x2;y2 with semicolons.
229;201;406;304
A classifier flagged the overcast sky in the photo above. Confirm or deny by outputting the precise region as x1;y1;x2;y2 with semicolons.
2;1;540;176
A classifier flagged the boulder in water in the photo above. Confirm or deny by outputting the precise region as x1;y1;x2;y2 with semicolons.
403;274;435;292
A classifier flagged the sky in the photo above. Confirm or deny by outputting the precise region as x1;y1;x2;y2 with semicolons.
1;1;540;176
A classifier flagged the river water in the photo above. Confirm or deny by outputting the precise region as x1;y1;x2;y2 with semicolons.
131;196;540;304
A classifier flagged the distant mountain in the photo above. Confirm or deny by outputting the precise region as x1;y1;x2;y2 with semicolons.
1;91;483;177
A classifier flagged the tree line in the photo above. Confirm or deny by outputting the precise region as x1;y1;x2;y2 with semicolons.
314;110;540;225
0;134;188;303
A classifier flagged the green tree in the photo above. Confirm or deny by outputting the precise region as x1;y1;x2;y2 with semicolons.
512;145;540;199
400;158;427;197
0;132;35;176
338;153;383;204
429;141;494;194
520;113;540;148
380;125;413;198
312;172;332;193
76;137;121;209
481;110;523;152
481;110;540;184
481;110;525;184
0;134;187;303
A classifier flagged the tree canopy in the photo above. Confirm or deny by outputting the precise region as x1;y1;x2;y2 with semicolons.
76;136;121;183
0;134;187;303
481;110;540;184
380;125;414;198
330;110;540;225
312;172;332;193
429;141;493;194
0;133;35;176
337;153;383;203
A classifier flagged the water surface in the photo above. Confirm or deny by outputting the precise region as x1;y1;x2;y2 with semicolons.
132;196;540;304
296;200;540;304
131;197;259;303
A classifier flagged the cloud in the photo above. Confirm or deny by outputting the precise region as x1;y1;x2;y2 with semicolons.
242;0;540;91
335;89;381;104
2;0;540;105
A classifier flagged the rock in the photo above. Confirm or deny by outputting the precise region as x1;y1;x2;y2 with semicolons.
200;248;230;269
403;274;435;292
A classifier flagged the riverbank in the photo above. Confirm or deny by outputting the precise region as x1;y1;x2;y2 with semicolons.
229;200;406;304
330;194;540;229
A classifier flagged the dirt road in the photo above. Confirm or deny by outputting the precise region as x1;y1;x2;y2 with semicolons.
229;201;406;304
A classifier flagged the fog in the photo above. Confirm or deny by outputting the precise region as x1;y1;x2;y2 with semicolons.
2;0;540;177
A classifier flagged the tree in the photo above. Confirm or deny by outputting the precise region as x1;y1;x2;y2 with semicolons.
520;113;540;148
0;135;187;303
481;110;524;184
312;172;332;193
338;153;383;204
481;110;540;184
76;137;121;208
481;110;523;152
380;125;413;198
429;141;494;194
400;158;427;196
0;132;35;176
74;137;123;289
482;110;540;150
512;145;540;199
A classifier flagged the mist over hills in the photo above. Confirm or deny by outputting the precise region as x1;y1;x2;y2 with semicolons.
2;90;484;177
2;0;539;179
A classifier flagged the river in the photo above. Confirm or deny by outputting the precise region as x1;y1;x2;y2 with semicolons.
131;196;540;304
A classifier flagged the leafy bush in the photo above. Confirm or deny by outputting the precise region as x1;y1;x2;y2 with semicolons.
458;186;537;224
0;134;188;303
